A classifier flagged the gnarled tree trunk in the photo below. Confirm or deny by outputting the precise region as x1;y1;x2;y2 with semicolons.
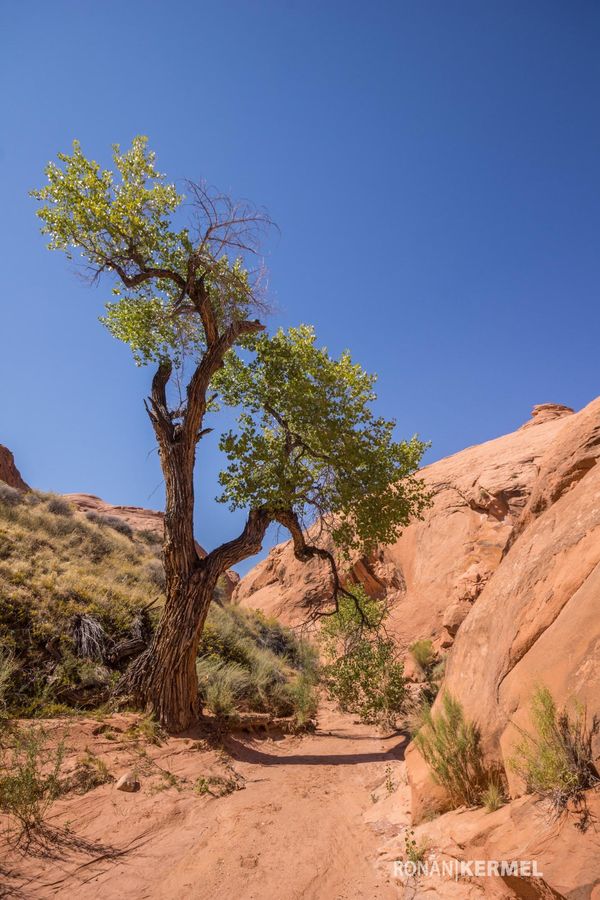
125;566;217;732
121;354;273;730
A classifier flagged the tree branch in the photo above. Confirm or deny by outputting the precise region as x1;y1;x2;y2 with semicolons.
273;510;369;626
182;317;265;444
204;507;273;573
145;360;174;442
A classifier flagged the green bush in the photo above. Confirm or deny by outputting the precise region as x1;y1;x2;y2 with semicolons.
508;686;599;814
409;639;436;674
284;672;319;727
320;588;406;729
324;640;405;728
414;692;488;808
0;725;65;839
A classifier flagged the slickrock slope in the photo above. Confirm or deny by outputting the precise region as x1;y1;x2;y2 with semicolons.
0;443;29;491
235;402;576;648
434;396;600;791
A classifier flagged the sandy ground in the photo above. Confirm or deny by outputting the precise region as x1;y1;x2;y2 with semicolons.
1;705;408;899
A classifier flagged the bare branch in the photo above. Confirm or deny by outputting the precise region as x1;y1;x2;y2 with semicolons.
273;510;371;626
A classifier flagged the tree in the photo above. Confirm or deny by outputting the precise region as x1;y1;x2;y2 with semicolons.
32;137;429;731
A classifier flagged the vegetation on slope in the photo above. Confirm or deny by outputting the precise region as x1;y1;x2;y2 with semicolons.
0;484;317;724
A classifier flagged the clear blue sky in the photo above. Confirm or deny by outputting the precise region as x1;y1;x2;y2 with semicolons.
2;1;599;571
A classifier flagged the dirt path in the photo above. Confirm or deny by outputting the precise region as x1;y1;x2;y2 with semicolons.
1;706;407;899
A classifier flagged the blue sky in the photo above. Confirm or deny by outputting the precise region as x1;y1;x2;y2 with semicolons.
2;1;599;571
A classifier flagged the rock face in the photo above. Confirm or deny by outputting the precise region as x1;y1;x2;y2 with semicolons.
439;396;600;793
0;444;29;491
235;402;575;649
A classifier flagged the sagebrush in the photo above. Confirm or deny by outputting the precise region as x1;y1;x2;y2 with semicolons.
509;686;599;815
414;692;489;808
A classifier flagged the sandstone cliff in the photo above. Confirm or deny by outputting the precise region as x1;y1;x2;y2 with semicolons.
234;402;576;650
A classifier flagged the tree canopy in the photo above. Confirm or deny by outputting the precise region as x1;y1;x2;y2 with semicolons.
32;134;428;585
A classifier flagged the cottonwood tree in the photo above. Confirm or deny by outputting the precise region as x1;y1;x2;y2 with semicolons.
33;137;429;731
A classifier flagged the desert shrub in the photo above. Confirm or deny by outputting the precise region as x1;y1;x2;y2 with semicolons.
414;692;488;808
46;496;73;517
320;588;406;729
85;512;133;538
429;656;446;683
0;725;65;838
144;558;166;589
138;528;162;545
409;639;436;674
282;672;319;727
0;647;16;712
67;751;113;794
508;686;599;815
0;484;23;506
197;658;251;719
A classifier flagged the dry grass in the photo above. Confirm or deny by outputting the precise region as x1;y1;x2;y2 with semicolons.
0;490;164;714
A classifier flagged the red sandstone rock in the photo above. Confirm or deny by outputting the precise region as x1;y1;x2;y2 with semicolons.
0;444;29;491
406;396;600;818
235;403;574;650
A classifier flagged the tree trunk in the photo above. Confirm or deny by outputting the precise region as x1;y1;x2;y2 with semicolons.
121;350;271;731
125;565;218;732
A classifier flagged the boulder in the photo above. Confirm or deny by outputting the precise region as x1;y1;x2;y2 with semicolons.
115;771;141;793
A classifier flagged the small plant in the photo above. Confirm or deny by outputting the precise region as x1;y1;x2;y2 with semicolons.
404;827;428;864
194;774;241;797
409;639;436;675
127;715;165;746
481;774;506;813
385;764;396;795
509;686;599;815
68;751;113;794
414;692;488;808
0;647;17;712
0;725;66;839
